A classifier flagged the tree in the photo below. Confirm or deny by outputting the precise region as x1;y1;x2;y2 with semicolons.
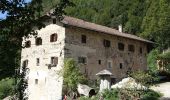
62;58;87;97
0;0;73;98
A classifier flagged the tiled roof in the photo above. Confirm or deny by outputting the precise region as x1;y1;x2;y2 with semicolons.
61;16;153;43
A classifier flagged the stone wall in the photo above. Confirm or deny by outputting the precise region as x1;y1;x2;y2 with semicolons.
65;25;147;81
21;20;65;100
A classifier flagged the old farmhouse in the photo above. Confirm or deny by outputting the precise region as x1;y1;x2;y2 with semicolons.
21;15;152;100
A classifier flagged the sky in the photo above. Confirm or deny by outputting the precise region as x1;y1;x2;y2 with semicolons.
0;0;32;20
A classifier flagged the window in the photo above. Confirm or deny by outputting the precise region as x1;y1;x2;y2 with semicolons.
118;43;124;51
25;41;31;48
50;33;57;42
35;37;42;46
103;39;111;47
51;57;58;66
139;47;142;54
35;79;38;84
128;44;135;52
98;60;101;65
107;61;112;69
81;35;86;43
53;18;56;24
22;60;28;67
120;63;123;69
78;57;87;64
36;58;40;66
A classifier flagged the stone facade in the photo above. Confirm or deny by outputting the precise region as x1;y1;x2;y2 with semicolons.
21;16;150;100
21;22;65;100
65;25;147;81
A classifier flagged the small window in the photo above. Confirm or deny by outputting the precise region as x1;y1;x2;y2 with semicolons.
118;43;124;51
53;18;56;24
81;35;86;43
35;37;42;46
120;63;123;69
128;44;135;52
139;47;142;54
51;57;58;66
107;61;112;69
103;39;111;47
78;57;87;64
25;41;31;48
35;79;38;84
23;60;28;67
50;33;57;42
36;58;40;66
98;60;101;65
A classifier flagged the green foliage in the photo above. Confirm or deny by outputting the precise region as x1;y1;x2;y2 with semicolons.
102;89;119;100
0;78;14;99
64;0;170;50
141;89;162;100
147;49;159;72
79;89;162;100
63;58;87;94
158;51;170;59
130;71;159;88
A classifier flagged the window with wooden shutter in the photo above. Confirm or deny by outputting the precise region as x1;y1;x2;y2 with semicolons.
51;57;58;66
81;35;86;43
78;57;87;64
35;37;42;46
25;41;31;48
23;60;28;67
118;43;124;51
103;39;111;47
139;47;142;54
50;34;57;42
36;58;40;66
128;44;135;52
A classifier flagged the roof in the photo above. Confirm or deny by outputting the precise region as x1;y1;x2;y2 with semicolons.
61;16;153;43
96;69;112;76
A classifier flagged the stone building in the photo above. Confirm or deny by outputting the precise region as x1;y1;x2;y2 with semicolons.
21;15;152;100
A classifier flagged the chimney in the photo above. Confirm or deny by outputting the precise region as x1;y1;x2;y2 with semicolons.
118;24;123;33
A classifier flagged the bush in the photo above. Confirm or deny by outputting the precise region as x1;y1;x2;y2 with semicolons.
102;89;119;100
0;78;14;99
141;89;162;100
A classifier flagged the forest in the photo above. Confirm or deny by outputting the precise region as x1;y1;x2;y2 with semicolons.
64;0;170;51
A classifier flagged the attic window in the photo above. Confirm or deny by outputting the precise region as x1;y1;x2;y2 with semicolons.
81;35;86;43
50;33;57;42
25;41;31;48
118;43;124;51
128;44;135;52
103;39;111;47
35;37;42;46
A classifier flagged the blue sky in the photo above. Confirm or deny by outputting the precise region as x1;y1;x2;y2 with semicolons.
0;0;32;20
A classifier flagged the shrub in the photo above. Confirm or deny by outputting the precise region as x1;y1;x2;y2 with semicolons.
141;89;162;100
0;78;14;99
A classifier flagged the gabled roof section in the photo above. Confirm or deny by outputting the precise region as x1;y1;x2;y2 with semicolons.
61;16;153;43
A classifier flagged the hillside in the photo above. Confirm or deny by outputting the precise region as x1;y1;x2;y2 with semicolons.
42;0;170;50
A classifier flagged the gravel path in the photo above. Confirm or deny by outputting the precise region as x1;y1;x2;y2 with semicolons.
151;82;170;99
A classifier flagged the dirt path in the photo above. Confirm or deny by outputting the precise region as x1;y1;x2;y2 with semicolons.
151;82;170;99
